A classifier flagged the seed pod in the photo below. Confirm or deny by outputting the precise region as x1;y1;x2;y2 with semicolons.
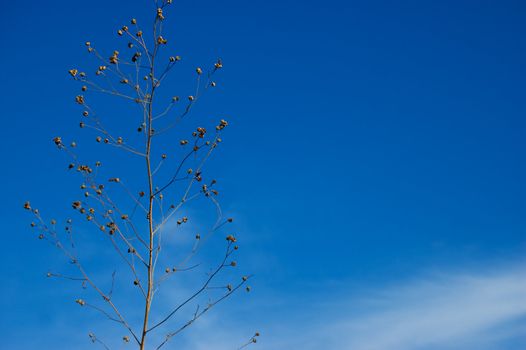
214;59;223;69
157;8;165;20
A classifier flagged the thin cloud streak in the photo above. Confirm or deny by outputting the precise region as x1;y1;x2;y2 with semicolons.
8;262;525;350
332;267;526;349
187;262;526;350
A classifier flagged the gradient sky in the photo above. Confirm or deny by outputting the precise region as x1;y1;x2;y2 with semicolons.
1;0;525;349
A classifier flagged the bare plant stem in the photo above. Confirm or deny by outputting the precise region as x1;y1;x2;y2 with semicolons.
139;15;160;346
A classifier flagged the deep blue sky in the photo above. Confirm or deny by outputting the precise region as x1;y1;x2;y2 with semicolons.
1;1;525;349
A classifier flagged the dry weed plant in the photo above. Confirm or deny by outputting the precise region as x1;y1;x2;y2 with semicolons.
23;1;259;349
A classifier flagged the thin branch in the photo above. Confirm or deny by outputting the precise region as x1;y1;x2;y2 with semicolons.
147;242;236;333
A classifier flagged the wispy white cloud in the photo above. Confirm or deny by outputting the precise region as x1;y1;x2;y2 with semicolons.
328;268;526;349
182;262;526;350
11;261;526;350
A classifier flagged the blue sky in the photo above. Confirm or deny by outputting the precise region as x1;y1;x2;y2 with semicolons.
1;0;525;349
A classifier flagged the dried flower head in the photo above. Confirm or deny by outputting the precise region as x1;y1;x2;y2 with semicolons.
157;8;165;20
109;51;119;64
132;52;141;62
214;59;223;69
53;136;62;146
